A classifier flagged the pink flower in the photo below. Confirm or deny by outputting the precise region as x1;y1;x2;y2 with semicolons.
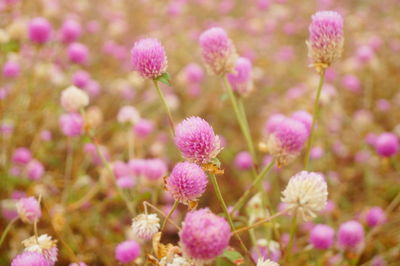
72;70;91;89
16;197;41;224
142;159;167;181
67;42;89;65
374;133;398;157
26;159;45;180
11;252;50;266
227;57;253;96
3;60;21;78
166;162;208;204
365;207;386;227
60;20;82;43
131;38;167;79
59;113;84;137
133;119;154;138
337;220;364;250
234;151;253;171
180;208;231;262
309;224;335;250
291;110;312;134
28;17;52;44
115;240;140;264
199;27;237;75
12;147;32;165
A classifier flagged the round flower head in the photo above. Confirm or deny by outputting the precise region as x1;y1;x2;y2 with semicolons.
183;63;204;84
3;60;21;78
266;117;308;166
133;119;154;138
60;19;82;43
131;38;167;79
337;220;364;250
291;110;312;134
309;224;335;250
257;259;279;266
67;42;89;65
264;113;285;134
72;70;90;89
159;254;192;266
365;207;386;227
281;171;328;221
16;197;41;224
11;252;50;266
131;213;160;240
22;234;58;265
180;208;231;262
374;133;399;157
142;158;167;181
59;113;84;137
12;147;32;165
174;116;221;164
234;151;253;171
60;85;89;112
166;162;208;204
117;106;140;124
199;27;237;75
115;240;140;264
227;57;253;96
26;159;45;180
307;11;344;72
28;17;52;44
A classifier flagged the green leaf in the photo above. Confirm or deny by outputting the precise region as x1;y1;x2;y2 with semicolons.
222;250;244;265
155;72;171;85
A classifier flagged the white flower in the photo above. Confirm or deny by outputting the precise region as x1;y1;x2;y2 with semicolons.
247;193;269;224
257;258;279;266
117;106;140;124
131;213;160;240
160;255;192;266
22;234;58;265
281;171;328;221
60;85;89;112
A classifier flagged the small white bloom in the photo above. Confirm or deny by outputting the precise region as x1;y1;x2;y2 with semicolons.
160;255;192;266
117;106;140;124
131;213;160;240
22;234;58;264
60;85;89;112
281;171;328;221
257;258;279;266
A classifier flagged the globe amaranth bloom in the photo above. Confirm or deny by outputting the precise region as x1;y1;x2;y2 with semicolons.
22;234;58;266
309;224;335;250
115;240;140;264
166;162;208;205
180;208;231;263
281;171;328;221
131;213;160;240
175;116;222;164
374;132;398;157
307;11;344;72
365;207;386;227
59;113;84;137
337;220;364;250
16;197;41;224
28;17;52;44
11;251;50;266
265;117;308;166
257;259;279;266
199;27;237;75
60;85;89;112
131;38;167;79
227;57;254;96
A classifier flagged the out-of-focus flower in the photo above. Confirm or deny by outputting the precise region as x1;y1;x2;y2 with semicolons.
12;147;32;165
175;116;221;164
59;113;84;137
166;162;208;204
159;254;192;266
199;27;237;75
11;251;50;266
374;133;398;157
26;159;45;180
180;208;231;263
337;220;364;250
133;118;154;138
257;258;279;266
234;151;253;171
365;207;386;227
69;263;87;266
291;110;313;134
142;158;167;181
16;197;41;223
309;224;335;249
3;60;21;78
247;193;269;224
60;85;89;112
307;11;344;72
67;42;89;65
117;106;140;124
227;57;253;96
281;171;328;221
22;234;58;265
72;70;91;89
131;38;167;79
60;19;82;43
131;213;160;240
115;240;140;264
28;17;52;44
342;74;362;93
251;239;281;263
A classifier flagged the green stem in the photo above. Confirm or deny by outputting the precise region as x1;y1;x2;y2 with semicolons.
223;76;257;168
234;208;289;234
0;217;18;247
284;215;298;263
161;200;179;232
237;98;258;166
232;159;275;213
304;70;326;170
152;80;175;136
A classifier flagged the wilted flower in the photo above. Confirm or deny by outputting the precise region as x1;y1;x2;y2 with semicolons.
22;234;58;265
281;171;328;221
131;213;160;240
60;86;89;112
16;197;41;224
115;240;140;264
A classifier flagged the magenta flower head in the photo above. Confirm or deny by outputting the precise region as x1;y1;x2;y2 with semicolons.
59;113;84;137
166;162;208;204
72;70;91;89
60;19;82;43
67;42;89;65
133;119;154;138
131;38;167;79
142;158;167;181
11;251;50;266
365;207;386;227
265;117;308;166
291;110;313;134
337;220;364;250
175;116;222;164
3;60;21;78
199;27;237;75
16;197;41;224
180;208;231;262
234;151;253;171
28;17;52;44
12;147;32;165
227;57;253;96
264;113;285;134
115;240;140;264
183;63;204;84
374;133;399;157
307;11;344;72
26;159;45;180
309;224;335;250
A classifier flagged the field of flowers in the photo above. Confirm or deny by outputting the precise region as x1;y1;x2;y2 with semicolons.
1;0;400;265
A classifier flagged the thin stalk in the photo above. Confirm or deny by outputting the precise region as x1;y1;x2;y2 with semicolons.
0;217;18;247
284;215;298;263
234;209;289;234
304;70;326;169
62;137;73;203
143;201;181;230
232;159;275;213
223;76;257;168
152;80;175;136
238;98;258;167
161;200;179;231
